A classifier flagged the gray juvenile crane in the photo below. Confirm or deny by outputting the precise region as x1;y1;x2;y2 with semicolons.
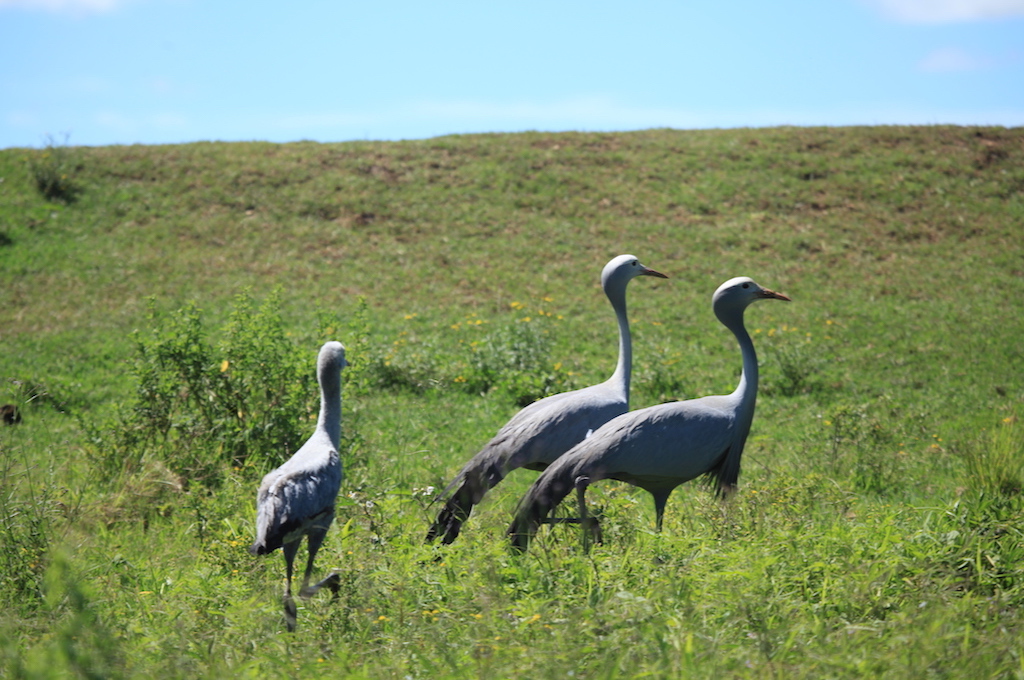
508;277;790;552
426;255;667;544
250;341;346;631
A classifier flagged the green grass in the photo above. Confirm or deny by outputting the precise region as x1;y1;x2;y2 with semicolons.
1;125;1023;678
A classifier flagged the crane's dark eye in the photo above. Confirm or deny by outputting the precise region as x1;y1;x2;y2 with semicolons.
742;283;750;289
631;261;638;266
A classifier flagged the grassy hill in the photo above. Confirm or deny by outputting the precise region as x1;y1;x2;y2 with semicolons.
1;126;1023;677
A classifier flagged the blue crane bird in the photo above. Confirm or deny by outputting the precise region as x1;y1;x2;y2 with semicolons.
426;255;667;544
250;341;346;631
508;277;790;552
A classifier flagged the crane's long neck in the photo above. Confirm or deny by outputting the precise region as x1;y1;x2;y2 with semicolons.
726;314;759;431
317;368;342;450
606;284;632;404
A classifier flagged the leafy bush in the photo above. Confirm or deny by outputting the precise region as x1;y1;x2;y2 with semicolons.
759;327;827;397
460;317;572;406
347;299;573;406
3;553;124;678
635;344;690;403
341;298;442;396
88;289;330;487
821;402;906;495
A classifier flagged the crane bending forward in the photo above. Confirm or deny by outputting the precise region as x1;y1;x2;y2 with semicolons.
250;341;346;631
426;255;667;544
508;277;790;553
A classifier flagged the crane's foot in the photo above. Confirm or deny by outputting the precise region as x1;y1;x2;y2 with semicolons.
299;571;341;600
323;571;341;599
283;594;298;632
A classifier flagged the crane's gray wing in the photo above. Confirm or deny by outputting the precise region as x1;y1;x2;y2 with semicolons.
494;383;627;471
427;383;625;544
251;450;341;555
570;399;737;490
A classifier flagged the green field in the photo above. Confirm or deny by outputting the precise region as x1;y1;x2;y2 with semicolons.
1;126;1023;678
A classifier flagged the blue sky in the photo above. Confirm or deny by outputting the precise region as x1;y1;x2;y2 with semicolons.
2;0;1022;149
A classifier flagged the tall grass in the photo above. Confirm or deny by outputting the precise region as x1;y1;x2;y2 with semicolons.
964;414;1024;496
1;126;1023;677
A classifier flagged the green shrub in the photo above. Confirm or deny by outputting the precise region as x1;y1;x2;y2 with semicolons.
462;317;572;405
87;289;329;487
7;553;124;678
342;298;441;396
820;402;906;495
347;299;573;406
635;344;690;403
26;134;82;204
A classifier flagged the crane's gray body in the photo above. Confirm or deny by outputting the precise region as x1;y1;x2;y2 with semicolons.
252;426;343;555
556;394;741;491
250;341;346;630
427;255;667;544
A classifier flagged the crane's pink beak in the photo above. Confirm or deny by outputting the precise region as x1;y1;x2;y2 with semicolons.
643;267;668;279
760;288;791;301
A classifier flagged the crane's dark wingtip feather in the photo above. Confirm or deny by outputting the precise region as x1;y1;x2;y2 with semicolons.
508;532;530;553
505;465;577;553
425;484;476;545
425;507;463;545
424;511;465;545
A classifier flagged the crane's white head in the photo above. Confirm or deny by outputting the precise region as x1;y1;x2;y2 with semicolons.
601;254;668;292
713;277;790;324
318;341;347;373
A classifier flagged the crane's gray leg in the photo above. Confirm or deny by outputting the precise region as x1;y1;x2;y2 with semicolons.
281;539;300;632
575;476;602;552
299;508;340;599
652;491;672;533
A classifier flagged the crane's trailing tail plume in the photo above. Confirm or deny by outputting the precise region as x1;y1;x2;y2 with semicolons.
507;459;580;553
425;483;475;545
425;461;504;544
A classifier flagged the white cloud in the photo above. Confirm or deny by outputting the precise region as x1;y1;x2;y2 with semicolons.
0;0;124;14
919;46;1022;72
863;0;1024;23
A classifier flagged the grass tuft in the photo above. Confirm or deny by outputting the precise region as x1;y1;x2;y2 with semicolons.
25;134;82;204
964;414;1024;496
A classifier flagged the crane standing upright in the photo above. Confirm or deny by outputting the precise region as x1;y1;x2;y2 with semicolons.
426;255;667;544
250;341;346;631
